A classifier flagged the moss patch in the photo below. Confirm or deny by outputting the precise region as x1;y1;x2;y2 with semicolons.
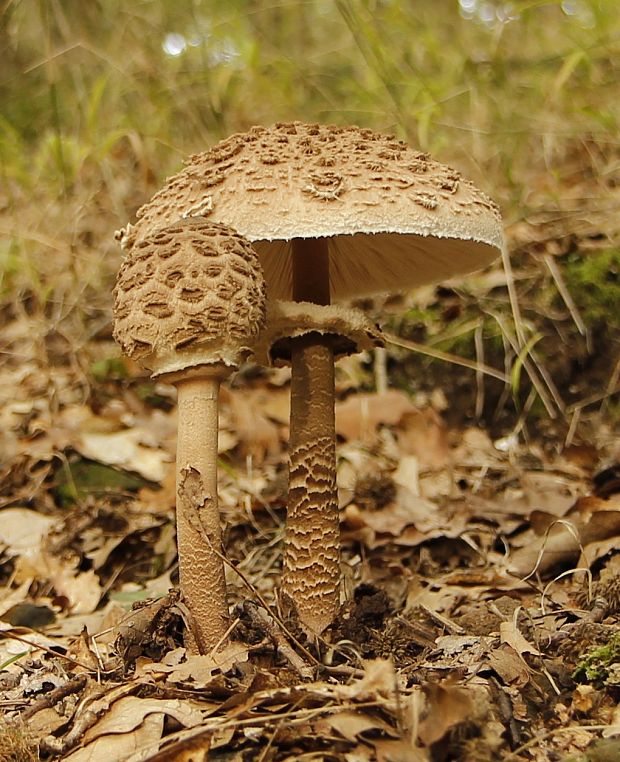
563;248;620;330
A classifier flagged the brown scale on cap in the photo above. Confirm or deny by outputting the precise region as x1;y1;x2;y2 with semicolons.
114;218;266;377
122;122;503;300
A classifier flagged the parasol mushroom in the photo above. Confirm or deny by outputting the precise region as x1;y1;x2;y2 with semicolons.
118;122;504;635
113;218;266;653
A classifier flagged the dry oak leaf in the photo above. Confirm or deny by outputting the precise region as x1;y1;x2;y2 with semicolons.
509;493;620;577
396;407;450;470
500;620;541;657
418;679;475;746
77;429;170;482
81;696;203;743
370;738;429;762
335;390;416;441
63;696;204;762
223;387;282;462
486;642;531;686
143;642;249;689
326;709;400;743
333;658;398;702
0;507;55;558
15;554;103;615
63;713;164;762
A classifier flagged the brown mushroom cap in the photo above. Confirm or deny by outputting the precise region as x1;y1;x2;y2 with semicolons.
254;301;385;367
122;122;503;300
113;219;266;376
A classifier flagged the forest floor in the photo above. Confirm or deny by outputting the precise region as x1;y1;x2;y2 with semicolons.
1;141;620;762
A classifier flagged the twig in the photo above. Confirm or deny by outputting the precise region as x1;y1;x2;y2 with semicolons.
374;346;388;394
566;383;620;413
1;632;97;673
415;606;465;636
503;724;613;761
136;700;387;762
242;601;313;679
385;332;508;382
474;322;485;419
41;683;136;757
21;674;88;720
543;253;590;350
195;528;321;668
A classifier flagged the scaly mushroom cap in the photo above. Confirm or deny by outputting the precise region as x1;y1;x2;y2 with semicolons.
113;219;266;376
120;122;503;299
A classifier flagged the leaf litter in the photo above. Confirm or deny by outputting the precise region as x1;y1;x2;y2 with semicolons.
1;216;620;761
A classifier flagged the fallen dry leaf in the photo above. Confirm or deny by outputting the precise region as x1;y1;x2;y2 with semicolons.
144;642;249;689
371;738;429;762
225;388;282;462
326;709;399;743
81;696;203;743
500;620;541;656
336;390;416;441
397;408;450;470
63;713;164;762
334;658;398;702
77;430;170;482
510;494;620;577
486;643;531;686
602;703;620;738
418;679;475;746
0;508;56;558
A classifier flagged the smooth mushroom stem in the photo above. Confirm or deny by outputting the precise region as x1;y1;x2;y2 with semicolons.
282;238;340;634
173;368;230;653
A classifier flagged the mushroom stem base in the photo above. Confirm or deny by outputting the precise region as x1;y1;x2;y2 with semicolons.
283;335;340;634
175;372;229;653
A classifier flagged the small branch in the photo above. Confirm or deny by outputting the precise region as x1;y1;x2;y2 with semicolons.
385;332;508;382
21;674;88;720
242;601;313;679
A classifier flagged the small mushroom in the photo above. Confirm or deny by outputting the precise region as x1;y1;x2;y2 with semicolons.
121;123;504;635
113;219;266;653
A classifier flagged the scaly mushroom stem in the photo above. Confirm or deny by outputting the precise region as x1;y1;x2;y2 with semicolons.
284;337;340;633
282;238;340;634
173;367;230;653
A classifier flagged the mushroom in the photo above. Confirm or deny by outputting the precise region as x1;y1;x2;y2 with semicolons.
120;122;504;635
113;218;266;653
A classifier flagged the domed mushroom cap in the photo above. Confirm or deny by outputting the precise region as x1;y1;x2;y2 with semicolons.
121;122;504;300
113;219;266;377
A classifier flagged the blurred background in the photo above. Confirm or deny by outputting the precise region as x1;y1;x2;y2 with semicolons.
1;0;619;436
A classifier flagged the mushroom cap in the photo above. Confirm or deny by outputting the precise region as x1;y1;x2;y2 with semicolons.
254;301;385;367
122;122;503;300
113;219;266;377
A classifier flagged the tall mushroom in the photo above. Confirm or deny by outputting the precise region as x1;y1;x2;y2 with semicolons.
113;219;266;653
118;122;504;635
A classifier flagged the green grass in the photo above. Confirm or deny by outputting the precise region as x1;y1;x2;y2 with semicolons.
1;0;619;427
563;248;620;329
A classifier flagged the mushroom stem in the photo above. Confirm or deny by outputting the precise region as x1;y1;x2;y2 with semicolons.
173;368;230;653
282;238;340;634
291;237;331;305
